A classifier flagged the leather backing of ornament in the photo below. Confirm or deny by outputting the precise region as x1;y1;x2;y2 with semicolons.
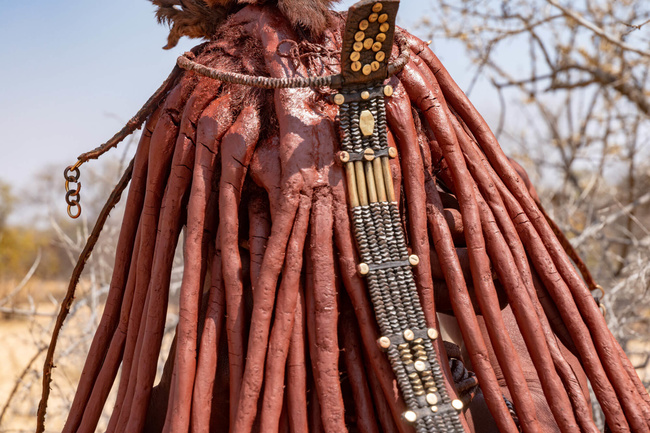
341;0;400;87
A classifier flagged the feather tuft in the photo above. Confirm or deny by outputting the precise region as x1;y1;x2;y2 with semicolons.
277;0;340;38
150;0;235;49
150;0;340;48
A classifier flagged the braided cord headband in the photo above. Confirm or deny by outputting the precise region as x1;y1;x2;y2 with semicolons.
176;35;411;89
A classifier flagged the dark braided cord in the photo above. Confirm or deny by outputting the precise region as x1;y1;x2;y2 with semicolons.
388;33;411;77
177;37;410;90
177;55;341;88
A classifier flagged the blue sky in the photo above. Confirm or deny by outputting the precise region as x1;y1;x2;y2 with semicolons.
0;0;195;194
0;0;481;216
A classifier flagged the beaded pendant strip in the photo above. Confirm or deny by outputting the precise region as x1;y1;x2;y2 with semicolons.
334;2;465;431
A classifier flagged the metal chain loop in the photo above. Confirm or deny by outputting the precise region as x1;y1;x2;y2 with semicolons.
64;160;84;219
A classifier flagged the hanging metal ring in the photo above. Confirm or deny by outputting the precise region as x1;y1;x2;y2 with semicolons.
64;160;84;219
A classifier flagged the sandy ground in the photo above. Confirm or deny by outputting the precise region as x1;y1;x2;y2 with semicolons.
0;280;109;433
0;311;71;432
0;316;49;432
0;279;176;433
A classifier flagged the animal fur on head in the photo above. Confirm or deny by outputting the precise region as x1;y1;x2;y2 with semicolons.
151;0;340;49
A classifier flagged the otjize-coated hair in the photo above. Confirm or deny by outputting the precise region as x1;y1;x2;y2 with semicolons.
36;2;650;433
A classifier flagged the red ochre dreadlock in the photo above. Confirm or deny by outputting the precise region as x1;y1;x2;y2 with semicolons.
37;2;650;433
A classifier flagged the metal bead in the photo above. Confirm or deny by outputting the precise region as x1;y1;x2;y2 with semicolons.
361;90;370;100
363;148;375;161
359;19;369;30
452;399;464;410
363;38;374;50
378;13;389;23
409;255;420;266
426;393;439;405
355;31;365;42
376;51;386;62
353;41;363;51
388;147;398;158
369;13;378;22
372;2;383;13
403;411;417;423
334;94;345;105
414;360;426;372
362;64;372;75
376;33;387;42
372;42;382;52
339;151;350;163
378;336;391;349
427;328;439;340
380;23;390;32
350;51;361;62
358;263;370;275
351;61;362;72
403;329;415;341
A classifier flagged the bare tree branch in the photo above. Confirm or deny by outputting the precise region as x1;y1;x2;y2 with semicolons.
572;191;650;247
546;0;650;58
561;62;650;116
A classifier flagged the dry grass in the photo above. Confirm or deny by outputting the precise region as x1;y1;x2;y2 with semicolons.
0;303;76;433
0;279;103;433
0;277;176;433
